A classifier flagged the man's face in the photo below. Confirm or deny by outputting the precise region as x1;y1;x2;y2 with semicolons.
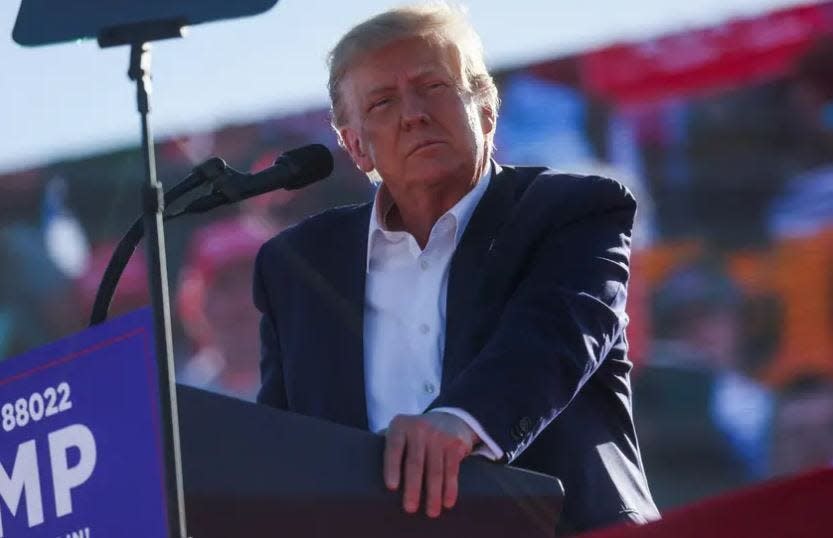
338;37;493;193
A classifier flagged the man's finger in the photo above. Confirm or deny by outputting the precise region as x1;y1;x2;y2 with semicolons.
443;442;466;509
402;428;427;514
384;425;407;491
424;441;445;518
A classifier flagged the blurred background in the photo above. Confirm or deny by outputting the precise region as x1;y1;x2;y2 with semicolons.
2;0;832;512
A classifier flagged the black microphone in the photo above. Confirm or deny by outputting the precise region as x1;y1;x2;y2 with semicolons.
183;144;334;213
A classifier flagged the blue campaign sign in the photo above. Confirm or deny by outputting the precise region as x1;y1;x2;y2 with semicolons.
0;308;169;538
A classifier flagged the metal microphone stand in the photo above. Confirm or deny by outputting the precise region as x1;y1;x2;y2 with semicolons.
99;20;189;538
13;3;280;536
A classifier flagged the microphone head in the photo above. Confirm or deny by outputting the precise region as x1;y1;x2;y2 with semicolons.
275;144;334;190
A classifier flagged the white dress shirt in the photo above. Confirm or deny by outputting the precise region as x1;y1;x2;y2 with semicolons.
363;167;502;460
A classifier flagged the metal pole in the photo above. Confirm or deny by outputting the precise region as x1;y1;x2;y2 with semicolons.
128;42;188;538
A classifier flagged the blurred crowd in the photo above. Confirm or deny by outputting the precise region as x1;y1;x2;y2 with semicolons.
2;5;833;511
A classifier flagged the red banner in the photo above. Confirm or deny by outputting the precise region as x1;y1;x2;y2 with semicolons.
580;468;833;538
582;3;833;104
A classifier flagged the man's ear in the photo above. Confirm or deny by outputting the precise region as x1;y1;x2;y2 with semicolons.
339;126;374;173
479;105;496;137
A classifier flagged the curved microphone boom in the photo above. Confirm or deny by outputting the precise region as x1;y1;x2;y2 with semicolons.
183;143;334;214
89;144;333;326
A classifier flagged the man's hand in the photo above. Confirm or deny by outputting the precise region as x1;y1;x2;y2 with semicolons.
384;412;478;518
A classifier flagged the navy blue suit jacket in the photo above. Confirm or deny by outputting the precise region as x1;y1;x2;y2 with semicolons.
254;164;659;533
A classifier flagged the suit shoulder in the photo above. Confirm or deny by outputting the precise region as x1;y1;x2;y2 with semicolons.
503;165;635;210
257;203;370;260
534;168;633;204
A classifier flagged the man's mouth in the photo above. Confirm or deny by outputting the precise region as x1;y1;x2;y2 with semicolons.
409;140;443;155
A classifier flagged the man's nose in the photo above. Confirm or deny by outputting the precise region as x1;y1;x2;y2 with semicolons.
400;92;429;129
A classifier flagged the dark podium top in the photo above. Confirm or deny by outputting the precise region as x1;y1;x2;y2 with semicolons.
177;385;564;537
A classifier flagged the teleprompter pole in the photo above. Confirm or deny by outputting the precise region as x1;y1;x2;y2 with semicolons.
128;41;188;538
12;2;277;532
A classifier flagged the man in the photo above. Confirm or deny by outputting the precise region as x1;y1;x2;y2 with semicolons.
254;4;658;533
178;216;276;401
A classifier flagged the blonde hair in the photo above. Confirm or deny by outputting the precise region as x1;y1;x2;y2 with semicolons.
327;3;499;154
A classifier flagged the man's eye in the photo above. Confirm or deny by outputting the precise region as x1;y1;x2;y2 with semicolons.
369;98;391;111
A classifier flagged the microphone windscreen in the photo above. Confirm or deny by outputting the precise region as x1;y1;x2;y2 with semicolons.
277;144;334;189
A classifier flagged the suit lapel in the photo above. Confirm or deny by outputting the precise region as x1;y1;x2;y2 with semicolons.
443;164;517;384
315;204;371;430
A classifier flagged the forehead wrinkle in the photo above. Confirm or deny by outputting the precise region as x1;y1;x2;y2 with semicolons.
410;64;450;82
365;83;397;98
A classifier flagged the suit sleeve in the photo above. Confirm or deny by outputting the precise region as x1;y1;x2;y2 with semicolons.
253;244;289;409
428;179;635;462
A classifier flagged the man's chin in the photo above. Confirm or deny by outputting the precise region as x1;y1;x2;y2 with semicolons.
402;163;474;189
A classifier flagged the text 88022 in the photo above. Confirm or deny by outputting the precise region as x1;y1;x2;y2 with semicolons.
2;381;73;433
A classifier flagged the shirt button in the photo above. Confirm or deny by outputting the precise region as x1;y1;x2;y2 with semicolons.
420;259;429;270
424;382;436;394
418;323;430;335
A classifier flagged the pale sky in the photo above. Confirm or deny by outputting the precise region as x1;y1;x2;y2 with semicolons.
0;0;816;174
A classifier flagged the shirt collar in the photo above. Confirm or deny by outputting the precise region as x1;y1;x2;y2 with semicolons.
366;163;493;271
